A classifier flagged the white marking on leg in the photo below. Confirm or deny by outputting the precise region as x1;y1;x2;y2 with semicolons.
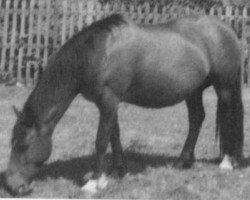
81;179;98;193
219;154;233;170
97;174;108;189
81;173;109;194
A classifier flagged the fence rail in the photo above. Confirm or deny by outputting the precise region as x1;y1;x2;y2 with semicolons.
0;0;250;85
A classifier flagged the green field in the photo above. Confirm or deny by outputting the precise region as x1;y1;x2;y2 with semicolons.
0;85;250;199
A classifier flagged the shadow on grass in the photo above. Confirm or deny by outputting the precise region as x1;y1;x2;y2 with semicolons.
240;156;250;168
36;151;221;186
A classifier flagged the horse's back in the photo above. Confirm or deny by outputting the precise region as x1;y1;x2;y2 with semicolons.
102;16;206;106
81;14;240;107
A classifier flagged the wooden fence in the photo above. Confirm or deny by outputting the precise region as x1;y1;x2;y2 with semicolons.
0;0;250;85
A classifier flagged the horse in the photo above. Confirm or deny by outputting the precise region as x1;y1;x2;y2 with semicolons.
3;13;244;196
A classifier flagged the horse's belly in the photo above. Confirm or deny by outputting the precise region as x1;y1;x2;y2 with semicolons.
125;88;187;107
125;78;198;107
124;59;208;107
106;32;210;107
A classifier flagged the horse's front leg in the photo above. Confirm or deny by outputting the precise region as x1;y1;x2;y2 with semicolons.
94;106;125;179
81;88;124;193
173;90;205;169
109;118;126;178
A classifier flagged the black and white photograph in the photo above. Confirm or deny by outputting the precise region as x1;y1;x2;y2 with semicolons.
0;0;250;199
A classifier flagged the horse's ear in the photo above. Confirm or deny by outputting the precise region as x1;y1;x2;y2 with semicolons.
12;105;21;118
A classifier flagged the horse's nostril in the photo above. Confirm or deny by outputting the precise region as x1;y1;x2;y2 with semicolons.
18;185;26;194
16;184;32;196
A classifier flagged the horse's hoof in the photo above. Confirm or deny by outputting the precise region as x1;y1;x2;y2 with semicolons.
97;174;109;189
219;155;233;170
173;160;193;169
81;174;108;194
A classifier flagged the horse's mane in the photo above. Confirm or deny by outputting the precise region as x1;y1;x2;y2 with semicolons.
84;14;127;33
11;14;128;145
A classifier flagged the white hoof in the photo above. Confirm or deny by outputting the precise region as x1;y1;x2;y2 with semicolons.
219;155;233;170
81;174;108;194
98;174;108;189
81;179;98;193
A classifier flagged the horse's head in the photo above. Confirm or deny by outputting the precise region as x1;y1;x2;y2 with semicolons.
4;106;53;196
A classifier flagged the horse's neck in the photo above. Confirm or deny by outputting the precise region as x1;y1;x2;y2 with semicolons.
26;76;78;128
24;42;80;128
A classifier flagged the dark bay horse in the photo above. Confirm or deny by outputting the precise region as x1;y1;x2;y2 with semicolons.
4;14;243;195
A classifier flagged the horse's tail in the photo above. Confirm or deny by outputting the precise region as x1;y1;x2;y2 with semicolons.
215;99;223;157
215;74;244;159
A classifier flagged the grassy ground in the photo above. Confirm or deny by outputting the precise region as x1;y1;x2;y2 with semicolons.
0;85;250;199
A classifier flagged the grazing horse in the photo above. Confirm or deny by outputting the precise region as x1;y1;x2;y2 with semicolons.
4;14;243;196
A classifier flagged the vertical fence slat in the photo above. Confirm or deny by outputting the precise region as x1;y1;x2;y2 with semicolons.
69;2;75;38
0;0;10;71
95;2;102;21
9;0;18;74
234;7;240;37
242;6;250;85
247;7;250;85
17;0;27;82
242;7;248;85
61;0;67;45
77;1;84;31
225;6;232;24
52;0;60;51
86;1;94;25
42;0;51;69
34;0;44;83
26;0;35;85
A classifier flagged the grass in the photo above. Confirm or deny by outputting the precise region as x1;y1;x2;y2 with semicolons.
0;85;250;199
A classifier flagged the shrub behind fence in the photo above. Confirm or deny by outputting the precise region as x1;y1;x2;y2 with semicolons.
0;0;250;85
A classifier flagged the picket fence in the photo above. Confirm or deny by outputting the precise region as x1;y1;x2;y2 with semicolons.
0;0;250;85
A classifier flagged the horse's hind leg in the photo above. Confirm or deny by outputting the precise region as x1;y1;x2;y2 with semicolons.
173;90;205;169
215;82;243;169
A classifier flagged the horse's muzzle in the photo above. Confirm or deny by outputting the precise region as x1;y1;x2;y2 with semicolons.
3;171;33;196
